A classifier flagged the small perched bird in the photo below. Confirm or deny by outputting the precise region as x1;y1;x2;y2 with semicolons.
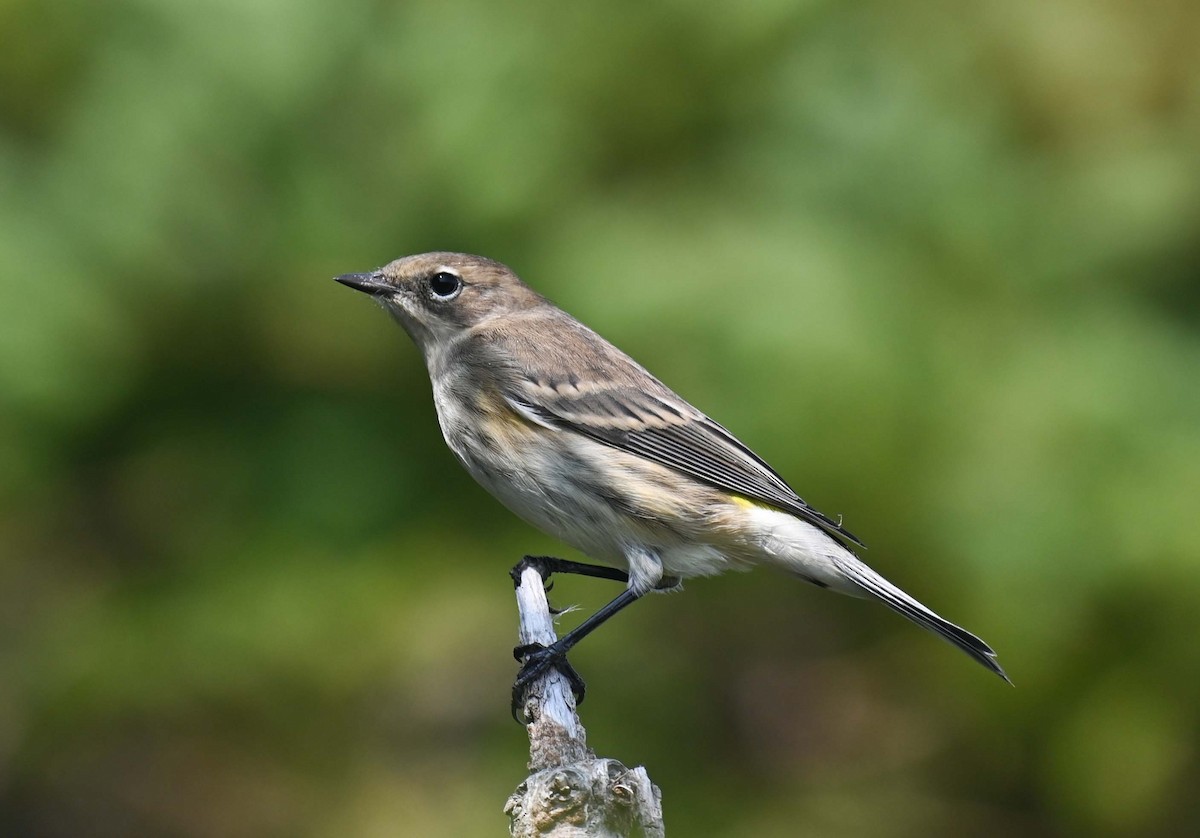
336;252;1009;717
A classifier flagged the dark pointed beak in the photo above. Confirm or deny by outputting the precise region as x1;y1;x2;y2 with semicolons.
334;272;392;295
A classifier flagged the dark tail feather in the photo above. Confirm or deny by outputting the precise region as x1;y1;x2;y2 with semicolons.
832;555;1012;684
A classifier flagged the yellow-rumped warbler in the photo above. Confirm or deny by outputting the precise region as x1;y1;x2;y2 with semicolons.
336;252;1009;713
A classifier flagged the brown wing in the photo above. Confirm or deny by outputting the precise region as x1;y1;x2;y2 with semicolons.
506;379;864;549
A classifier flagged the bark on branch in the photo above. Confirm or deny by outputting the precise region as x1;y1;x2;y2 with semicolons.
505;564;665;837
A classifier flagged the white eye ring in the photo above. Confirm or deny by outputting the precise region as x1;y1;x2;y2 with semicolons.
428;269;463;300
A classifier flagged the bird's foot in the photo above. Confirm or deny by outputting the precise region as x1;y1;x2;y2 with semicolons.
510;555;553;587
511;642;585;723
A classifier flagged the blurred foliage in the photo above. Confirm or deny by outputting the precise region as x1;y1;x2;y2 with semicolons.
2;0;1199;835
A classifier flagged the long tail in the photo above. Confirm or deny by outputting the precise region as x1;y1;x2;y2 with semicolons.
831;553;1011;684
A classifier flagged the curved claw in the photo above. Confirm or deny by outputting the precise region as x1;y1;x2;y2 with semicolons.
510;643;586;724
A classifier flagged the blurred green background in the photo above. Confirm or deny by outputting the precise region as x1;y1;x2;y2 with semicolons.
3;0;1199;835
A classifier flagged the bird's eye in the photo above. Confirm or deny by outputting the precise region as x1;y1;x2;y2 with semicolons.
428;271;463;300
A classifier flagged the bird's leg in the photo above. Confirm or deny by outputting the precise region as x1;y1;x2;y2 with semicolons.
512;587;643;721
509;554;630;587
510;555;658;722
509;555;678;590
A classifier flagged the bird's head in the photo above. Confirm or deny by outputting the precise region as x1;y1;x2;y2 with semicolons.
335;252;545;359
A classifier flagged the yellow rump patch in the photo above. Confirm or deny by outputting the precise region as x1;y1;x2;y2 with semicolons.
730;493;769;511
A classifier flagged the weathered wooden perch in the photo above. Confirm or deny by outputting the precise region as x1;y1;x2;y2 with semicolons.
505;563;665;837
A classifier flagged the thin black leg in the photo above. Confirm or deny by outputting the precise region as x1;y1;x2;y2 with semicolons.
509;556;653;722
510;555;629;586
512;587;644;722
544;588;641;655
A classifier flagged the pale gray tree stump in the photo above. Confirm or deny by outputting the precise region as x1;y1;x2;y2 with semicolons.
504;564;665;837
